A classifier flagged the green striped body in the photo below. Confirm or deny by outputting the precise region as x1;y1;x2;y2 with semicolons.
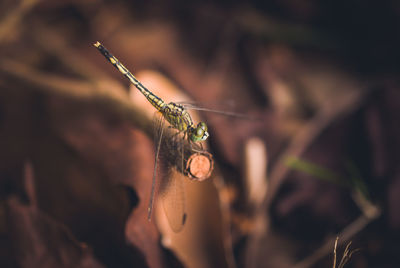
94;42;193;132
162;102;193;132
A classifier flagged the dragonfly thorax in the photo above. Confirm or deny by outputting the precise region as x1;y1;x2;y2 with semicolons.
161;102;193;132
162;102;193;132
161;103;209;142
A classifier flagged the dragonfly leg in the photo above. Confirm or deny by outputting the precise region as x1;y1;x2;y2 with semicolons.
188;140;207;153
181;132;186;174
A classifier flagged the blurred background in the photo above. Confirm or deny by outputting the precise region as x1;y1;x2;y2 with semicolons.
0;0;399;267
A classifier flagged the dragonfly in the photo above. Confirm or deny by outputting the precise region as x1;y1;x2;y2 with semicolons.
94;41;211;232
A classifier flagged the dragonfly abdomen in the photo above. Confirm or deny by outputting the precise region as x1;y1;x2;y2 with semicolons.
138;86;166;111
94;42;166;112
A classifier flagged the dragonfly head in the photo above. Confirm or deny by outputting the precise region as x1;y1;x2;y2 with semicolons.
189;122;209;142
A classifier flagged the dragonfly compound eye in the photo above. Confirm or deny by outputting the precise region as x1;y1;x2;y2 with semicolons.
195;122;209;141
189;122;209;142
196;128;204;136
198;122;208;132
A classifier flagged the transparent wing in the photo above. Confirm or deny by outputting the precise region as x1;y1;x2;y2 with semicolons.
177;101;255;120
148;112;187;232
160;167;187;233
147;111;165;221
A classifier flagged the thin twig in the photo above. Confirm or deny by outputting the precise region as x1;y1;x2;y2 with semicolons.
333;237;338;268
338;240;361;268
293;208;380;268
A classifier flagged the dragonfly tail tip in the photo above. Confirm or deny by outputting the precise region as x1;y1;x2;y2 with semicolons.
94;41;101;48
